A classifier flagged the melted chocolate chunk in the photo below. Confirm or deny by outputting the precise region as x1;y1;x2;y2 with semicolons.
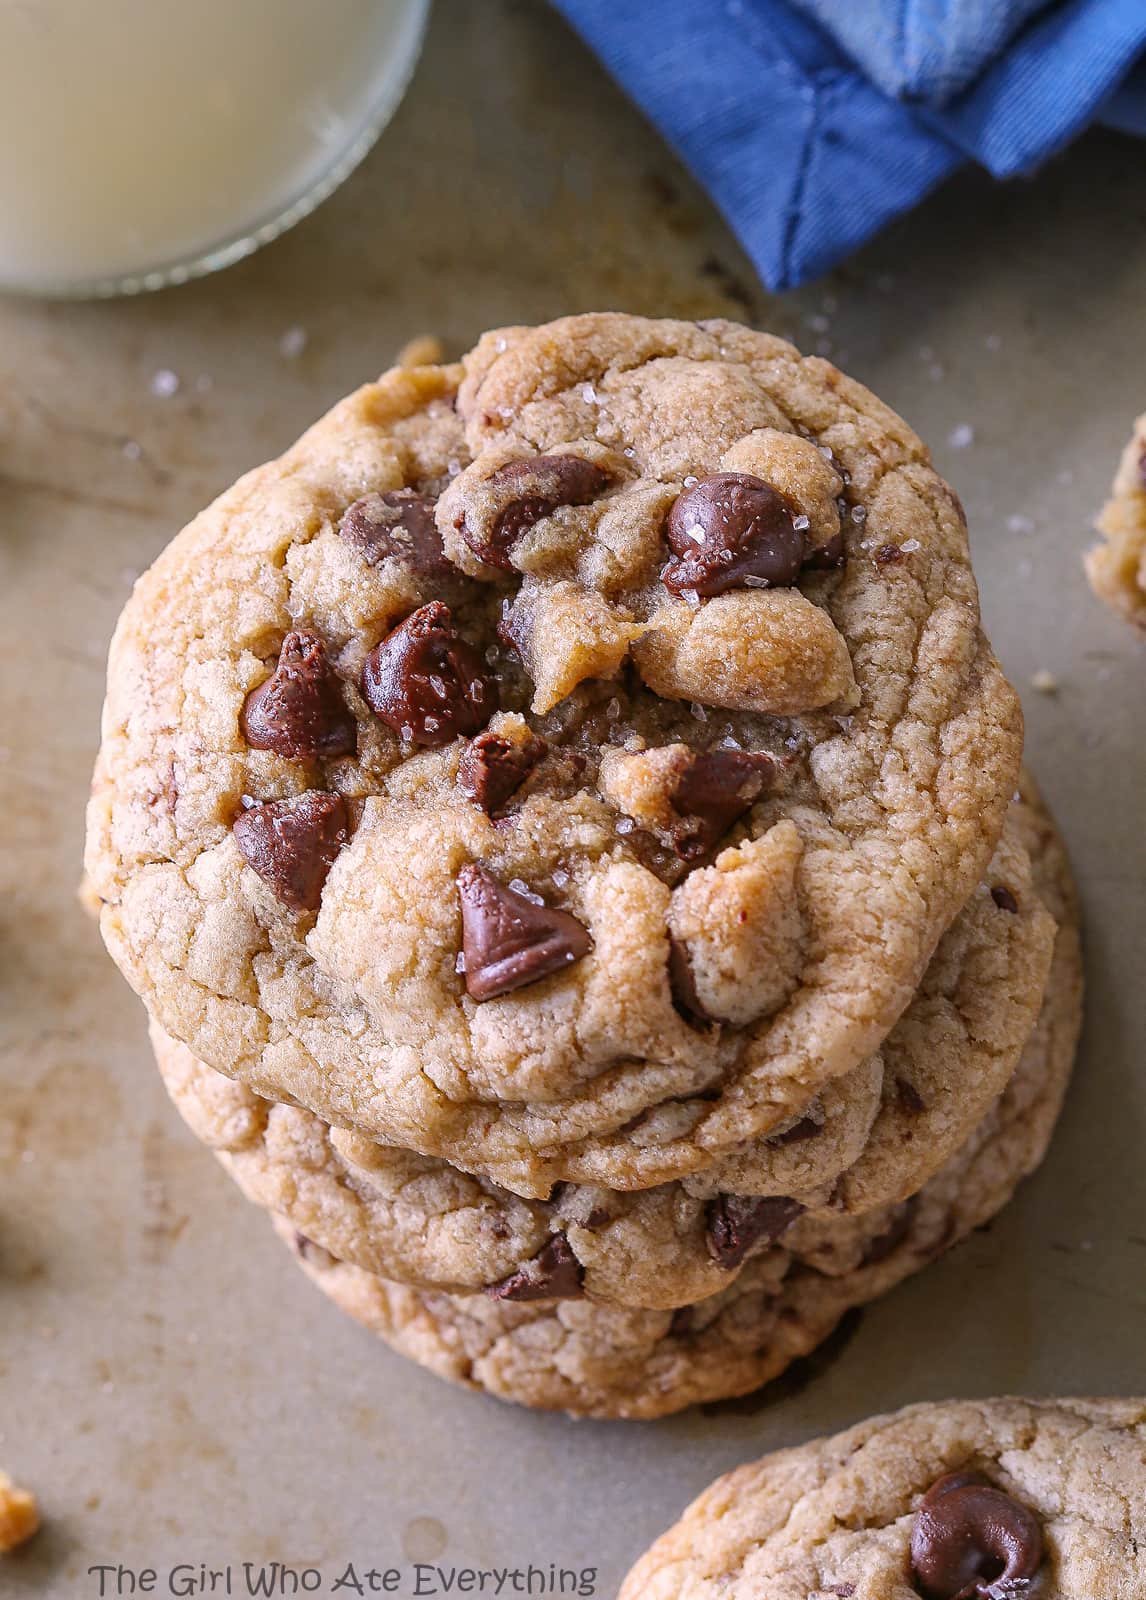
458;864;592;1001
704;1194;805;1269
338;490;450;575
860;1197;919;1266
485;1235;584;1302
669;748;778;859
663;472;805;597
233;791;349;912
991;886;1019;913
668;1305;697;1338
668;936;713;1026
361;602;495;747
875;542;904;565
457;729;546;816
769;1115;821;1146
804;531;846;570
241;632;357;761
462;455;608;569
911;1471;1043;1599
896;1077;927;1114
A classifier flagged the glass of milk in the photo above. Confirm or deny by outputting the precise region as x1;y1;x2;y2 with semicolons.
0;0;430;296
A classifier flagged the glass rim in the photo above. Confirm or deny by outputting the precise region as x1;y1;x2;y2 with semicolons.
0;0;430;301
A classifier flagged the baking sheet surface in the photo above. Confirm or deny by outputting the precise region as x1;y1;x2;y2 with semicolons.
2;4;1143;1595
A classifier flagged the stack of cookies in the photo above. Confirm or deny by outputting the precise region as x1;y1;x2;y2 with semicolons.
86;314;1083;1419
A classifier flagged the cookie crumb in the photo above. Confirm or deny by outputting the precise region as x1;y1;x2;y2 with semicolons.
1030;669;1059;695
0;1473;40;1554
395;334;443;369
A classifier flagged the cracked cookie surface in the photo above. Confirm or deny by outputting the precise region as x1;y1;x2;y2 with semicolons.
152;780;1062;1309
619;1398;1145;1598
87;314;1022;1195
1087;414;1146;628
272;889;1080;1418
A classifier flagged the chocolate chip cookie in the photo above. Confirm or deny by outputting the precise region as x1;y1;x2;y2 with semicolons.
1087;413;1146;628
151;782;1064;1309
273;901;1080;1417
86;314;1022;1196
620;1398;1145;1597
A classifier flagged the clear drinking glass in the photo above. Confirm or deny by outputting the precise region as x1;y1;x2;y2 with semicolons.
0;0;430;297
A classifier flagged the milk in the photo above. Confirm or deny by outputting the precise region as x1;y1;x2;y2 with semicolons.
0;0;429;294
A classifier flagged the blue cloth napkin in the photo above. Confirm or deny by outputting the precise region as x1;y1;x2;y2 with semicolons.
550;0;1146;290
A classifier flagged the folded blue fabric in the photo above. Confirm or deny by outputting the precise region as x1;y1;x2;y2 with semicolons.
550;0;1146;290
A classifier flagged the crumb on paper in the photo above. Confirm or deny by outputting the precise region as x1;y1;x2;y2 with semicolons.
1031;669;1059;694
395;334;444;369
149;368;180;399
279;326;308;360
948;423;975;449
0;1473;39;1555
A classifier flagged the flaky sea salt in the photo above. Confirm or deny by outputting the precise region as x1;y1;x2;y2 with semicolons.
900;538;921;553
690;702;708;722
793;514;810;532
509;878;544;904
150;368;180;398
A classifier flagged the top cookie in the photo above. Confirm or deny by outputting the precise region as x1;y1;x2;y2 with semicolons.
87;314;1022;1196
619;1397;1146;1598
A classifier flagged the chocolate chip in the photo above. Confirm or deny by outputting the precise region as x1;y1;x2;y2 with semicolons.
241;632;357;761
668;1305;697;1338
458;729;546;816
462;455;609;570
769;1115;821;1146
485;1235;584;1302
875;542;904;565
991;886;1019;913
860;1197;919;1266
668;936;713;1026
669;748;778;859
458;864;592;1001
361;602;495;747
911;1471;1043;1599
896;1077;927;1114
705;1194;805;1269
338;490;450;575
663;472;805;597
804;531;846;569
233;791;349;912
